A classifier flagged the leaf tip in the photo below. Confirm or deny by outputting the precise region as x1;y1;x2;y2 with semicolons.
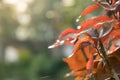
48;45;55;49
76;16;81;22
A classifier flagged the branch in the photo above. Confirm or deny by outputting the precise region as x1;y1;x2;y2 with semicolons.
99;39;119;80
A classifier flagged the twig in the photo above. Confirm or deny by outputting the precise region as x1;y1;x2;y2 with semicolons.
99;39;119;80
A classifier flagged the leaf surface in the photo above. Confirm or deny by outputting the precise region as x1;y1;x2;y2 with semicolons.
77;15;113;33
81;4;101;16
58;28;76;40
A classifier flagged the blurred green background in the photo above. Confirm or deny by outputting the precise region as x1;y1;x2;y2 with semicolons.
0;0;96;80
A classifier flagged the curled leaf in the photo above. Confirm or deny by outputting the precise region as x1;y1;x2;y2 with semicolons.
74;37;94;53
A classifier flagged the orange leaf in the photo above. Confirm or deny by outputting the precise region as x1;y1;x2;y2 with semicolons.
103;29;120;45
81;4;101;16
63;46;90;71
74;37;94;53
63;49;88;71
86;52;94;72
75;76;83;80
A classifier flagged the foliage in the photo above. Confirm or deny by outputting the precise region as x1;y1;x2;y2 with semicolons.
49;0;120;80
0;0;84;80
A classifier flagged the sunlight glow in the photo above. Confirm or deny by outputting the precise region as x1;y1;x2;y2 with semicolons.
16;2;28;13
15;27;29;41
5;46;18;63
17;14;31;25
3;0;19;4
3;0;30;13
62;0;75;7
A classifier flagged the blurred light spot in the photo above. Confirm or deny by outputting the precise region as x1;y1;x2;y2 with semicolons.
16;2;28;13
17;14;31;25
24;0;34;3
16;27;29;41
3;0;34;4
3;0;19;4
5;46;18;63
3;0;28;13
46;10;56;19
16;27;35;41
62;0;75;7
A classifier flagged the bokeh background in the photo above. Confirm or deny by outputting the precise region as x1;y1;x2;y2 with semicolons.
0;0;97;80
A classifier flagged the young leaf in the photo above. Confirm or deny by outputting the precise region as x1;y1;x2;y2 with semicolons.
81;4;101;16
58;28;76;40
103;29;120;45
77;15;113;33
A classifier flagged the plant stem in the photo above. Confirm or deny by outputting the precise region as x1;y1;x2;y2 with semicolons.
99;39;119;80
81;48;88;62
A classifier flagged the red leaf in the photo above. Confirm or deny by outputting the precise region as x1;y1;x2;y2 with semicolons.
81;4;101;16
58;28;76;40
102;29;120;53
113;21;120;29
103;29;120;44
76;15;113;33
48;28;76;48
